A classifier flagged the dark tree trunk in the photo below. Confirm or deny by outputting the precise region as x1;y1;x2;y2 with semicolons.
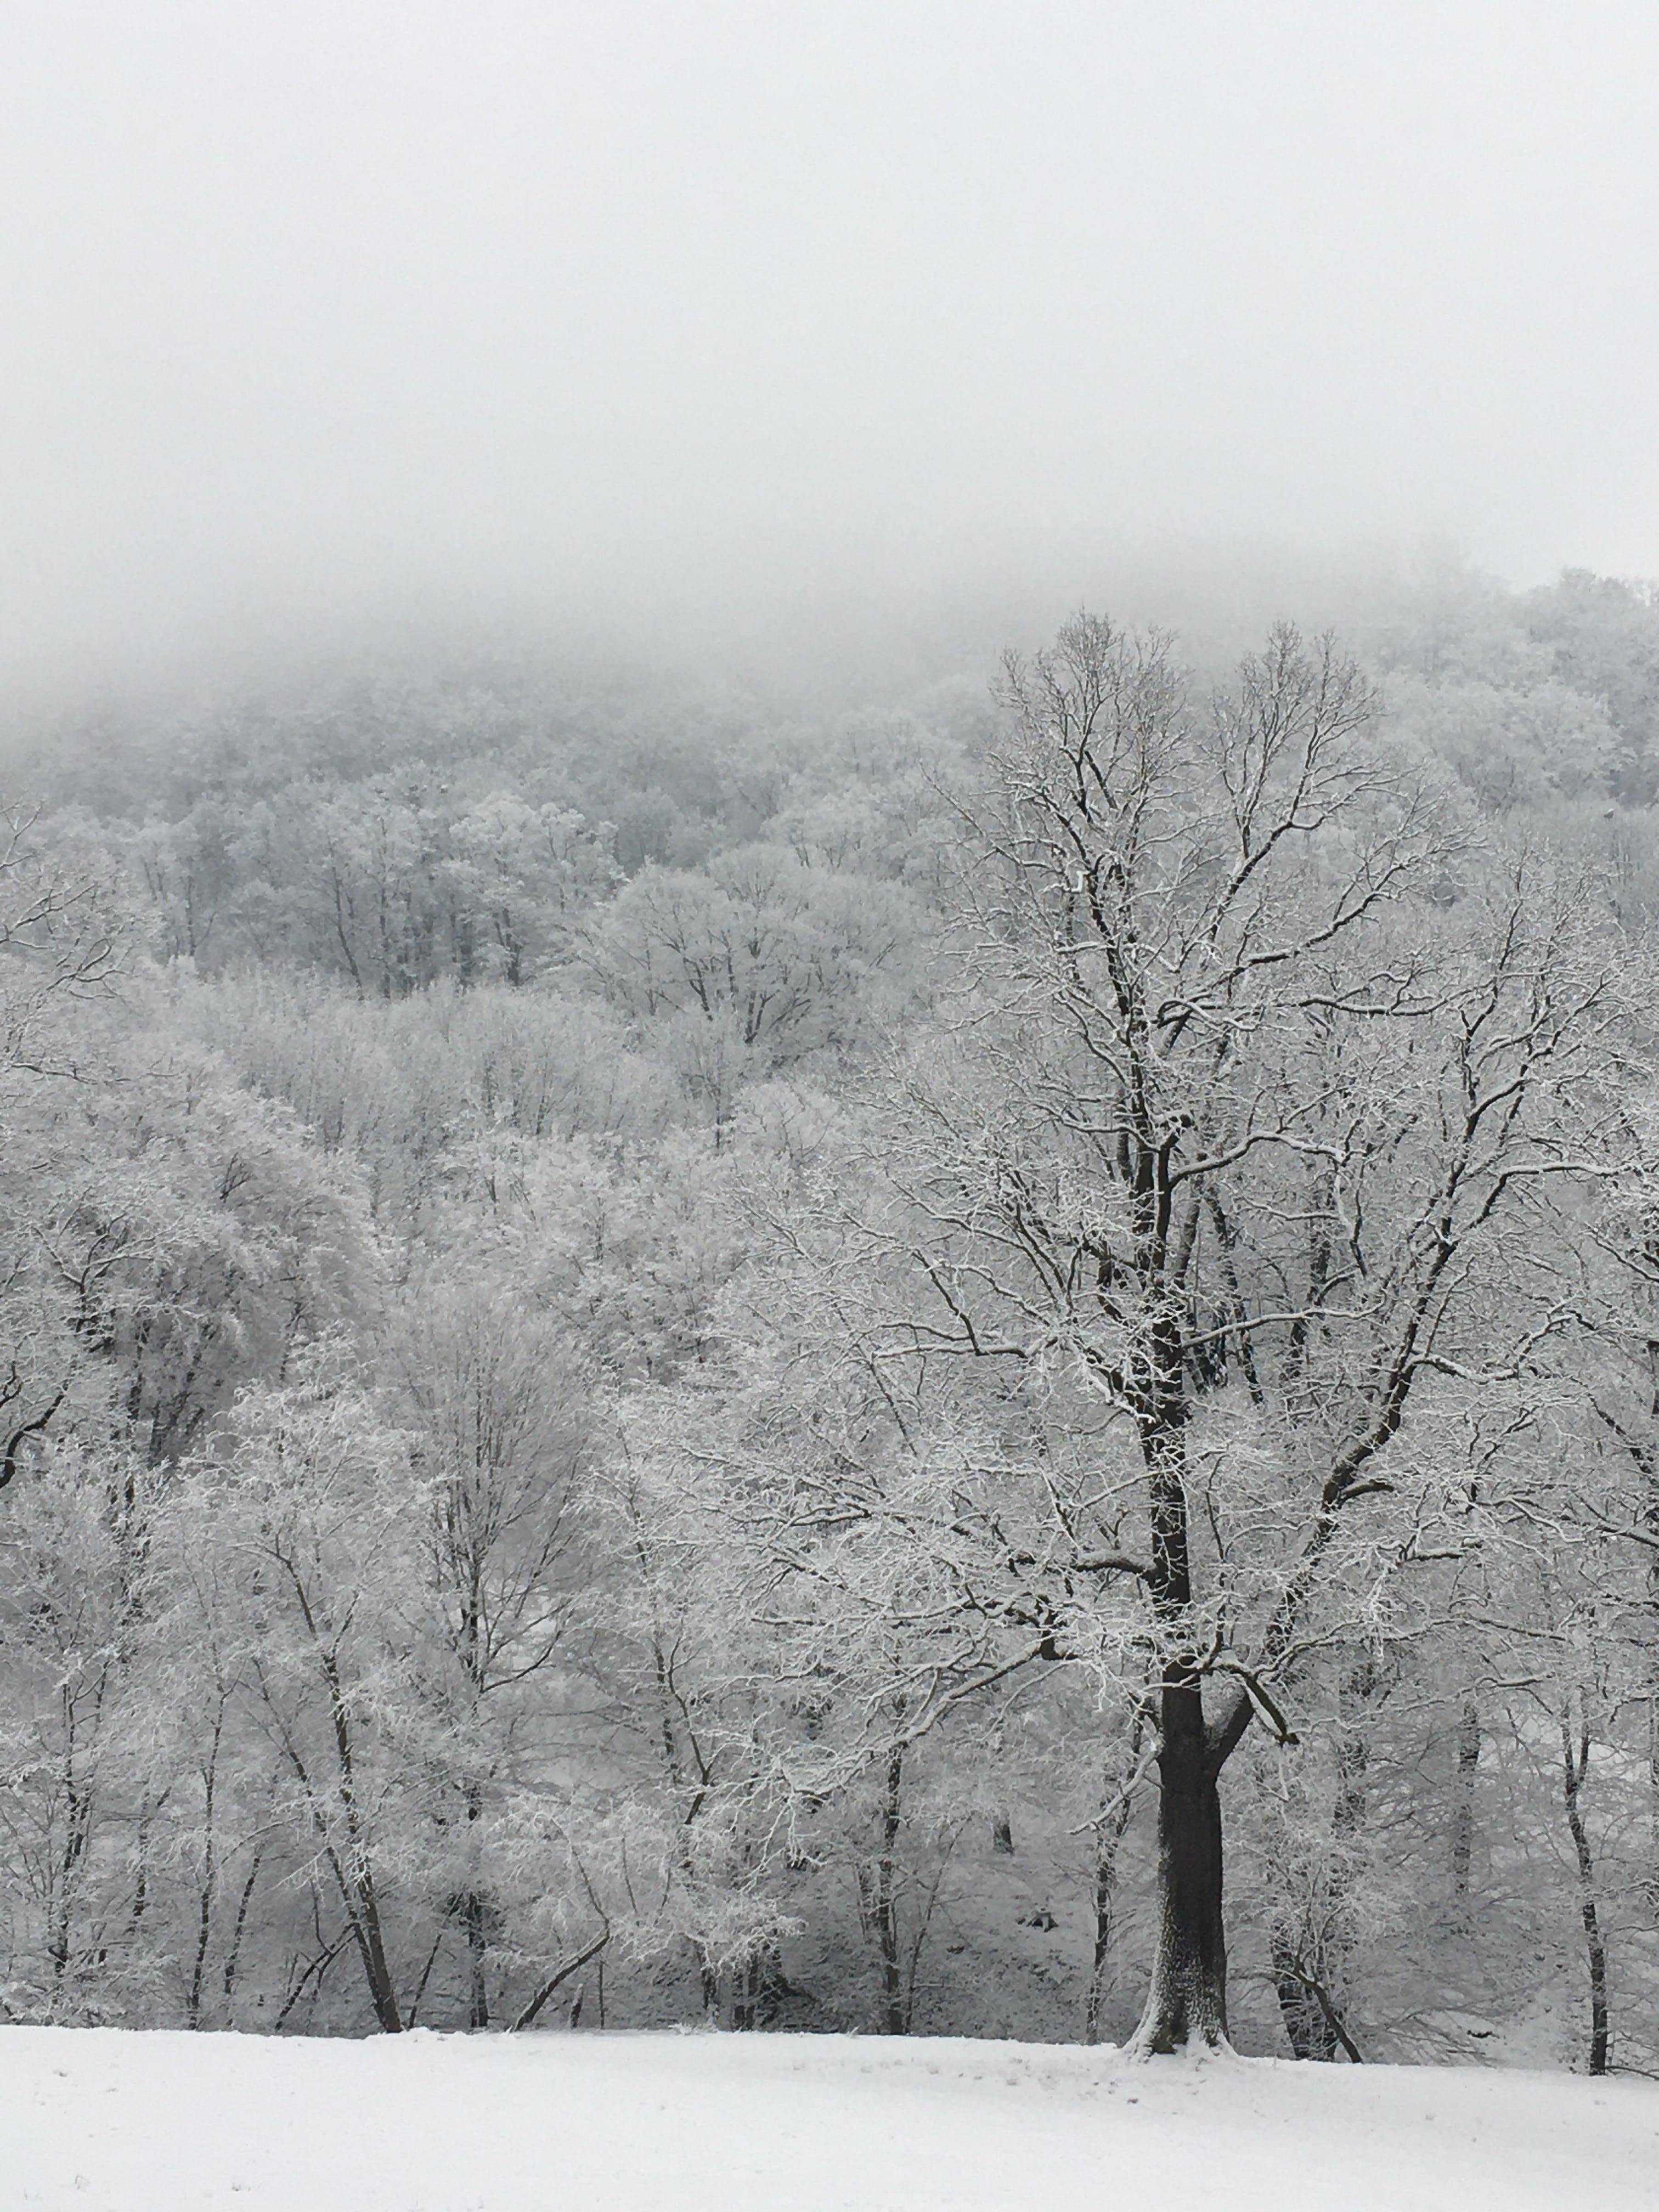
462;1779;489;2029
1561;1703;1610;2076
221;1842;263;2007
315;1649;402;2032
352;1872;403;2033
1450;1699;1481;1908
858;1740;908;2034
1126;1385;1236;2056
464;1890;490;2029
1268;1939;1363;2064
1128;1682;1230;2054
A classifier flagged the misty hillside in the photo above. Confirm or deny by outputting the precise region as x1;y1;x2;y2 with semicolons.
0;570;1656;2075
9;20;1659;2188
12;563;1659;995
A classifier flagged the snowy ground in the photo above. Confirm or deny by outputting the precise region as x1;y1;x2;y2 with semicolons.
10;2024;1657;2212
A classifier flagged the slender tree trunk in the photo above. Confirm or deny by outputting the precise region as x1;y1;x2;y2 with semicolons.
127;1795;158;1947
869;1741;906;2034
52;1775;94;1988
188;1712;226;2028
1085;1713;1146;2044
407;1930;445;2027
1268;1939;1363;2064
510;1929;610;2032
221;1844;263;2008
188;1823;215;2028
462;1780;489;2029
348;1867;403;2033
329;865;364;998
465;1891;490;2029
855;1741;908;2033
274;1922;345;2032
1561;1701;1610;2076
312;1647;403;2031
1451;1700;1481;1910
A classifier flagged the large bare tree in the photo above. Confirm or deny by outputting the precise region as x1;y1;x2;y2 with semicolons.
820;615;1627;2051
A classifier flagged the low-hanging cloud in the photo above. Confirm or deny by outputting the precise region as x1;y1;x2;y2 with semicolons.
3;0;1656;698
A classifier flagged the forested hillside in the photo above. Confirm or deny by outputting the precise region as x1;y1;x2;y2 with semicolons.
3;565;1659;2068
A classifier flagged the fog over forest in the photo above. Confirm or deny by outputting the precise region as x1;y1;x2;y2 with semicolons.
5;2;1659;698
4;2;1659;2089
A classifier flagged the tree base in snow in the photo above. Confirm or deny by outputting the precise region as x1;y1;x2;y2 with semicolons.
1123;1982;1235;2059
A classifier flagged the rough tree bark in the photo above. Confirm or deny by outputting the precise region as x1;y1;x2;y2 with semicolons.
1130;1682;1234;2052
1126;1402;1246;2053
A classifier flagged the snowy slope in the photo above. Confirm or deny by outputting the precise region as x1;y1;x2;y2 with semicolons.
9;2025;1656;2212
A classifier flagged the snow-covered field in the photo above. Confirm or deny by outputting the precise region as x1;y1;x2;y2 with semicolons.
10;2025;1657;2212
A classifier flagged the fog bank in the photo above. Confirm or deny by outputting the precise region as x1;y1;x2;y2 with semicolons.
4;3;1656;702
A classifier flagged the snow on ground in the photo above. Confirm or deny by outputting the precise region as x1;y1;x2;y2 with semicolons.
9;2024;1657;2212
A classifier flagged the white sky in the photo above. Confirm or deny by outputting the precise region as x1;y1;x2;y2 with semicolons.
4;1;1657;689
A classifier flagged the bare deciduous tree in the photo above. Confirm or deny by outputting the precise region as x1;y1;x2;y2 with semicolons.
814;615;1626;2050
